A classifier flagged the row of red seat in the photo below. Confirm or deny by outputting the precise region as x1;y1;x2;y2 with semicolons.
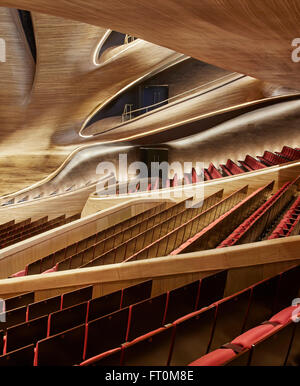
189;302;300;366
171;182;273;255
11;202;168;278
1;214;80;251
277;145;300;161
268;195;300;239
1;263;299;366
258;150;288;166
218;180;295;247
121;146;300;193
240;154;266;171
78;264;299;366
0;272;228;366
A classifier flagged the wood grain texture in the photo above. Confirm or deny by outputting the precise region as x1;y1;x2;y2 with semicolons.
86;160;300;216
0;10;180;195
0;198;169;279
82;74;266;139
0;0;299;90
0;234;298;300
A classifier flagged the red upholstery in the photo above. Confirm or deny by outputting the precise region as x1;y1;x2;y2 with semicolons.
188;348;235;366
79;347;122;366
225;159;244;175
10;269;26;278
231;324;274;349
207;163;222;179
269;305;299;325
42;264;58;274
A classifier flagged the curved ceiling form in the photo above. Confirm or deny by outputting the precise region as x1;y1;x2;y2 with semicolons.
0;10;180;195
94;29;140;66
80;54;188;137
0;7;34;132
78;75;283;143
167;98;300;168
1;1;300;90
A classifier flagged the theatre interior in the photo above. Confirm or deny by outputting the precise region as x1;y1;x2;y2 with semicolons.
0;1;299;367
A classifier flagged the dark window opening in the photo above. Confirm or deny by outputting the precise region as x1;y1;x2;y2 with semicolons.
18;10;36;63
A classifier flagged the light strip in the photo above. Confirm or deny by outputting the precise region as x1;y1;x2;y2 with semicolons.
79;91;300;145
91;160;300;200
92;29;112;66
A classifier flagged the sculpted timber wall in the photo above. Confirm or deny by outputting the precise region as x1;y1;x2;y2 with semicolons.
0;1;299;89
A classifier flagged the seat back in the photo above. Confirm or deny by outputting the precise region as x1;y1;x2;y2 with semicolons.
3;292;34;313
87;290;122;322
170;306;217;366
127;294;167;341
164;280;200;324
27;296;61;321
197;271;228;310
48;302;88;336
121;280;152;308
0;306;27;331
275;265;300;312
36;324;86;366
6;315;48;353
209;289;252;351
250;322;295;366
122;326;174;366
61;286;93;309
85;307;130;360
244;276;279;330
0;344;34;366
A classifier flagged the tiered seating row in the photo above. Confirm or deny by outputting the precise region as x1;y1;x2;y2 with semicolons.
268;195;300;239
48;190;223;271
1;263;299;366
0;281;153;365
113;146;300;195
170;182;274;255
106;186;248;264
1;214;80;251
189;298;300;366
218;178;298;247
0;272;226;366
0;218;31;238
78;264;300;367
277;146;300;161
258;150;288;166
12;202;169;277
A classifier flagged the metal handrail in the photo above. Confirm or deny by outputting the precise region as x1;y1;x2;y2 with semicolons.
122;72;240;117
124;34;137;44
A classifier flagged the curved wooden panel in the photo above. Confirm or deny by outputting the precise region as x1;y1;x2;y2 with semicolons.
84;160;300;215
0;1;300;89
0;11;180;195
0;7;34;142
81;75;265;141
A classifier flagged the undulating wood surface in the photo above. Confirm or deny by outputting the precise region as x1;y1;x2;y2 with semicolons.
0;10;181;195
82;74;264;138
0;0;299;90
0;2;299;196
